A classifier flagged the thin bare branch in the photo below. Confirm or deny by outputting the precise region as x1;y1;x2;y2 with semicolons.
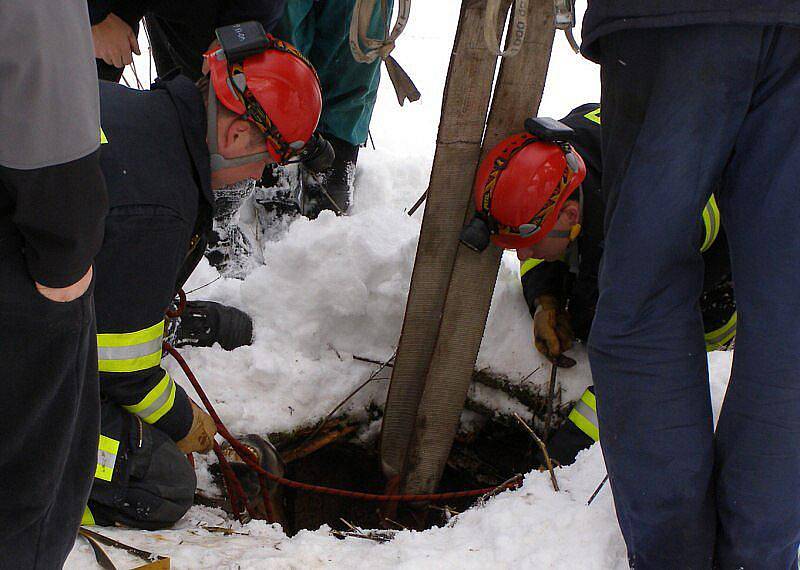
587;474;609;506
513;412;559;492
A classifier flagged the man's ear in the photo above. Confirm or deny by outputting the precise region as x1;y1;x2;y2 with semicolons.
560;200;581;226
221;117;253;157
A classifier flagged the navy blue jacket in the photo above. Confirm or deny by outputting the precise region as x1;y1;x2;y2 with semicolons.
582;1;800;62
96;74;212;445
99;75;212;222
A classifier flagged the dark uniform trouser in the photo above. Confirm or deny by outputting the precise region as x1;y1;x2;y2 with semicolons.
0;233;99;568
87;404;196;530
590;26;800;569
87;205;196;528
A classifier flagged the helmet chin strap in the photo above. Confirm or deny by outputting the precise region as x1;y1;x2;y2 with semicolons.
207;83;271;172
545;185;584;240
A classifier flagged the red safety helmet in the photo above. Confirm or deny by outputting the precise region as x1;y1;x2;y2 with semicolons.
205;34;322;164
470;133;586;250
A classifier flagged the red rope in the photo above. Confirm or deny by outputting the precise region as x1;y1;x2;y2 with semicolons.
163;343;521;510
166;288;187;319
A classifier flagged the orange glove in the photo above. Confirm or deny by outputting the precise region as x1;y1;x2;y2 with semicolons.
176;402;217;454
533;294;574;360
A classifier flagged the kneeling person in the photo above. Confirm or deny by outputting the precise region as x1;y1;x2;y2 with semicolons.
83;23;323;528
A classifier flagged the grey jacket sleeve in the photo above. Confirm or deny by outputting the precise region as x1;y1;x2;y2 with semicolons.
0;0;102;169
0;0;108;286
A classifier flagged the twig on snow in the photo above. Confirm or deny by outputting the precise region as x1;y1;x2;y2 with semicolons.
353;354;395;367
476;473;525;508
543;362;558;441
333;519;396;543
513;413;559;492
587;474;609;506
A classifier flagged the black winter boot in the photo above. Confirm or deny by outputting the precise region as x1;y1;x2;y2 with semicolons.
543;419;596;467
302;135;359;219
172;301;254;351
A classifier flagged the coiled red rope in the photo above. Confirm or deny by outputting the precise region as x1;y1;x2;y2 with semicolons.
163;342;522;523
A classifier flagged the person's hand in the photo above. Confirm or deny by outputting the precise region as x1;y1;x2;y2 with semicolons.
92;12;140;69
35;266;92;302
533;294;574;361
176;402;217;454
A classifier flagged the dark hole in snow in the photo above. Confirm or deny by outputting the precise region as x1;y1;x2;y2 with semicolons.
203;415;551;534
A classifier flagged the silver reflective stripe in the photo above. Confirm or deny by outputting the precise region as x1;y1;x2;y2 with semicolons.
97;336;163;361
98;449;116;471
705;313;737;349
133;376;174;420
573;399;598;429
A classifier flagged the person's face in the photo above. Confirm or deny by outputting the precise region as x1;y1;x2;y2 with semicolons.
516;200;580;262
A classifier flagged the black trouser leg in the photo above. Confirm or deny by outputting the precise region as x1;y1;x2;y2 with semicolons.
0;233;99;568
87;405;196;530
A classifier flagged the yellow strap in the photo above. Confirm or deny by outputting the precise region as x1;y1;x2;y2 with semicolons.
700;194;720;253
100;127;108;145
123;373;177;424
519;257;545;278
81;506;95;526
584;106;601;125
705;311;737;351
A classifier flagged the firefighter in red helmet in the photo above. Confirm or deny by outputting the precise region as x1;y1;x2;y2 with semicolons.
82;22;318;529
461;121;587;255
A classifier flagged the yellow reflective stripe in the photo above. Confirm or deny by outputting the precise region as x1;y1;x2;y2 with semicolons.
95;435;119;482
98;321;164;373
100;127;108;145
520;257;545;278
123;373;176;424
81;506;95;526
145;379;177;424
700;195;720;253
584;106;601;125
98;352;161;373
580;387;596;411
569;387;599;441
569;404;600;442
705;311;737;351
98;321;164;348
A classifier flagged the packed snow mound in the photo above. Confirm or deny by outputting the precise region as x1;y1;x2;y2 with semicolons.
172;197;593;437
174;203;421;435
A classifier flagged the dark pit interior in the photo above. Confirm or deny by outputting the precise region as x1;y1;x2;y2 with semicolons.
277;418;542;534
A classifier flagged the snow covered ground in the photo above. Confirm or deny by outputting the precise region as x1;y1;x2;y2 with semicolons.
67;4;736;567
